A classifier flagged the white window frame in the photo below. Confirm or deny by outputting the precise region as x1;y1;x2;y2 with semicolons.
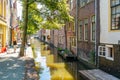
78;21;83;41
70;36;76;47
70;0;73;10
72;21;75;32
98;46;106;57
91;16;95;42
106;45;114;61
84;19;88;41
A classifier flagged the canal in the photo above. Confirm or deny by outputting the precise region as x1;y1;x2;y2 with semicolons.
32;39;91;80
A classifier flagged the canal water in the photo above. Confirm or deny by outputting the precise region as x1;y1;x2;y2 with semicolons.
32;39;90;80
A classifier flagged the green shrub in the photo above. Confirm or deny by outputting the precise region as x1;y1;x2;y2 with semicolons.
90;50;95;63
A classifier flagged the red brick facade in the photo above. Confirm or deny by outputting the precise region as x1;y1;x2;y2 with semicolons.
77;1;96;64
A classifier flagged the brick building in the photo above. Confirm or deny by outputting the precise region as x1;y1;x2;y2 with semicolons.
77;0;97;65
66;0;77;55
99;0;120;78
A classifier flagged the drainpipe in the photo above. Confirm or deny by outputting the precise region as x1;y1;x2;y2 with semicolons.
9;0;13;46
95;0;100;68
76;0;78;57
76;0;79;79
64;25;67;49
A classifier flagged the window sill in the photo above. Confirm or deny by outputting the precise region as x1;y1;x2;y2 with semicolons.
99;55;105;57
84;39;88;41
91;40;95;42
106;57;114;61
71;46;76;48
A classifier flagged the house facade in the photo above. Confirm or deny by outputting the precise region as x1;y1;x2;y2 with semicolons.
99;0;120;77
66;0;77;55
57;27;66;49
0;0;7;48
50;30;59;47
77;0;97;65
50;27;66;49
11;0;18;42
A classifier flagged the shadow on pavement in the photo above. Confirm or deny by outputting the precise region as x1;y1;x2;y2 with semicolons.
0;57;26;80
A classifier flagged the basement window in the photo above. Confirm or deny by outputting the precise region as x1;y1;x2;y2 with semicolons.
106;45;114;61
98;46;106;57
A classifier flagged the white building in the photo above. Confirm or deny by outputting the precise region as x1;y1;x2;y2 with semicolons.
99;0;120;77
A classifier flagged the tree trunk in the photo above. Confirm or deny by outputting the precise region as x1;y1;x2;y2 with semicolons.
19;0;29;57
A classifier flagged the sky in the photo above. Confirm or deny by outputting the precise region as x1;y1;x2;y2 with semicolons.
16;1;42;20
17;1;22;20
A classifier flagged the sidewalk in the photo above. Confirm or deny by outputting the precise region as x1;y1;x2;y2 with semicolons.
0;47;33;58
0;48;19;57
0;47;37;80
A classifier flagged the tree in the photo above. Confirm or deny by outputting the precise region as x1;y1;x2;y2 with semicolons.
19;0;29;56
19;0;73;57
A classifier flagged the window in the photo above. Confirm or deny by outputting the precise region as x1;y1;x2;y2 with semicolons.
71;21;75;31
4;1;6;18
71;37;76;47
67;23;71;31
78;21;83;41
99;45;114;61
111;0;120;30
84;19;88;41
1;0;3;16
106;45;114;61
70;0;73;10
98;46;106;56
0;1;1;16
79;0;87;7
79;0;93;7
91;16;95;41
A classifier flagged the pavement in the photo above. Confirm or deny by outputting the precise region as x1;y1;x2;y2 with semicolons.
0;46;34;80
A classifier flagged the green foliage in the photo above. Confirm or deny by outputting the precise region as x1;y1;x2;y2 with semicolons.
40;21;64;29
38;0;73;29
90;50;95;63
20;0;73;33
64;49;70;54
57;47;70;54
57;47;63;51
19;0;73;57
20;2;43;34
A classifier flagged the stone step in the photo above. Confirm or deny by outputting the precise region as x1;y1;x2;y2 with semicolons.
79;69;120;80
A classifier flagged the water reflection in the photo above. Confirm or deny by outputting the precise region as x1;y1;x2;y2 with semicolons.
33;39;75;80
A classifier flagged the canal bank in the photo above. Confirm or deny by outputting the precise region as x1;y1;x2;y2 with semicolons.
32;39;75;80
34;39;97;80
37;39;92;80
38;39;120;80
